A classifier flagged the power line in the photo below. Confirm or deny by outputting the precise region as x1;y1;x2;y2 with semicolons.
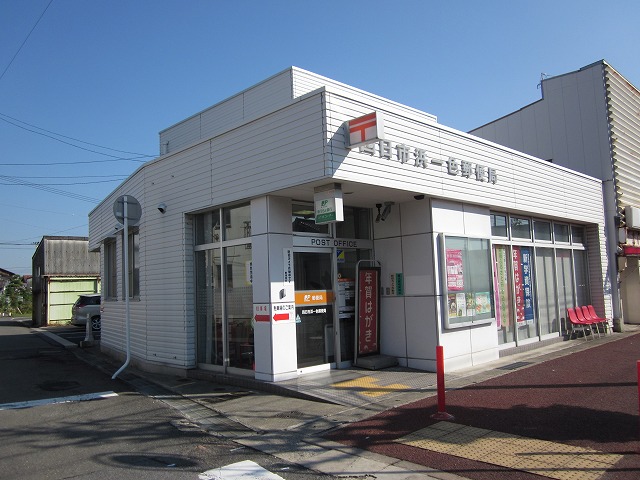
0;112;154;158
0;0;54;83
10;174;128;178
0;175;100;203
0;159;144;166
0;114;152;161
2;224;88;245
0;178;125;186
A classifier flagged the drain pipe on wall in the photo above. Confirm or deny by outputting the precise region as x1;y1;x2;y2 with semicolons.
113;197;132;380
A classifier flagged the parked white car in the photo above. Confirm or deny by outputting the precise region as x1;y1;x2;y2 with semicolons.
71;294;101;330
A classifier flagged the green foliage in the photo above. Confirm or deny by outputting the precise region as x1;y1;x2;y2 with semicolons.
0;275;32;316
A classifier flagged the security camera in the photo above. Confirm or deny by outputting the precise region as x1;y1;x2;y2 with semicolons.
381;202;394;221
157;203;167;214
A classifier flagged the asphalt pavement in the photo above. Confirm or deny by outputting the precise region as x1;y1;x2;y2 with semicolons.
12;317;640;480
0;318;335;480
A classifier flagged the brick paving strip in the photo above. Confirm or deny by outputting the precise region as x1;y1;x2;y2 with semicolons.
396;421;623;480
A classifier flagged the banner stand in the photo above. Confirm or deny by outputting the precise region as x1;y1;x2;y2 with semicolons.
354;260;398;370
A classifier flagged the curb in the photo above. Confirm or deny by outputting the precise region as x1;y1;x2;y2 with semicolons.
33;328;78;349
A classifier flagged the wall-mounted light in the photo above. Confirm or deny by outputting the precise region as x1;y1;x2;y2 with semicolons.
381;201;394;221
157;203;167;214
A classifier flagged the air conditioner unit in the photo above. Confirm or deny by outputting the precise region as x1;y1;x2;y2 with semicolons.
625;206;640;229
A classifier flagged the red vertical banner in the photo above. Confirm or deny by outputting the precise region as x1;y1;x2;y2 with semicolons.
357;266;380;356
512;247;525;325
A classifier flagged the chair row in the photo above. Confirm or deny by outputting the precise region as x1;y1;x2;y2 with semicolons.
567;305;611;341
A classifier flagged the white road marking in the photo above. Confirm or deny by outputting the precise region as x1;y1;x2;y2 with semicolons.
199;460;285;480
0;391;118;410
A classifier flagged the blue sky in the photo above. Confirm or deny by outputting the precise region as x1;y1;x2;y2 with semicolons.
1;0;639;275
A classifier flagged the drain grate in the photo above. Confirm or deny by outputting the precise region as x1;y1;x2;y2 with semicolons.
496;361;532;371
198;391;251;404
273;410;307;419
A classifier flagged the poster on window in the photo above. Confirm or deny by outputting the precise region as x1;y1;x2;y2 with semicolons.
448;294;458;318
357;266;380;356
446;249;464;291
513;247;534;325
465;292;475;317
493;247;510;329
475;292;491;315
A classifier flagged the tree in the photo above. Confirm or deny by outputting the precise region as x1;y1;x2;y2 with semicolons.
0;275;32;316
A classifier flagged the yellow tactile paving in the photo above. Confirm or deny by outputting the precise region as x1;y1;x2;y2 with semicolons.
396;422;623;480
331;376;410;397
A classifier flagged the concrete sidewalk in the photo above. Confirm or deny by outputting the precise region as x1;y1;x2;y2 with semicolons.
28;318;640;480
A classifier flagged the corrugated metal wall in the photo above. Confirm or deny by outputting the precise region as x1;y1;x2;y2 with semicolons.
158;69;295;154
43;238;100;275
324;90;605;224
92;90;328;368
606;65;640;213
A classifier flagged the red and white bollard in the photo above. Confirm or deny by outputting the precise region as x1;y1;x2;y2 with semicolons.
431;345;455;421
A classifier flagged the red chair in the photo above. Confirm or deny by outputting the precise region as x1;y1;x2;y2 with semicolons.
581;306;604;337
587;305;611;335
574;307;600;338
567;308;592;341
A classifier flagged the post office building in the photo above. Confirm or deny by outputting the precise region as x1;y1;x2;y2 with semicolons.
88;67;611;381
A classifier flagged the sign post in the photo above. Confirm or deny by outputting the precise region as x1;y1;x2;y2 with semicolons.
112;195;141;380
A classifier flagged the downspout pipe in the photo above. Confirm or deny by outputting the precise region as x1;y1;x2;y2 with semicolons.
112;197;131;379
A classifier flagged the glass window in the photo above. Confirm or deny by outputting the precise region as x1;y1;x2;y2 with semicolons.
493;244;514;345
491;213;508;237
335;206;370;239
225;245;253;369
292;202;329;234
224;203;251;241
195;209;221;245
574;250;590;306
510;216;531;239
105;240;117;299
124;229;140;298
556;249;575;335
444;236;493;328
571;225;585;245
554;223;570;243
535;247;558;335
533;220;552;241
196;249;223;365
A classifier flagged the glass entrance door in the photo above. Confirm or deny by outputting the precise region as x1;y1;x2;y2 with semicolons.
294;251;334;369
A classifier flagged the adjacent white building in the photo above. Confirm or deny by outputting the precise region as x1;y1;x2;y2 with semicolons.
89;67;610;381
471;60;640;327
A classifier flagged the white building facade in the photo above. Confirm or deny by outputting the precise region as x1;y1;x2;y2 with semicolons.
89;67;611;381
471;60;640;327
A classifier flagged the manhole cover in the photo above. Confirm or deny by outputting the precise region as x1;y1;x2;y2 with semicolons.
496;361;532;371
38;380;81;391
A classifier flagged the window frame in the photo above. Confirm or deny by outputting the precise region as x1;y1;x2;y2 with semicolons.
104;240;117;300
440;234;495;329
122;228;140;299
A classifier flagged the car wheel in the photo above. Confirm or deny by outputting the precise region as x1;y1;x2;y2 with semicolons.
91;316;101;330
